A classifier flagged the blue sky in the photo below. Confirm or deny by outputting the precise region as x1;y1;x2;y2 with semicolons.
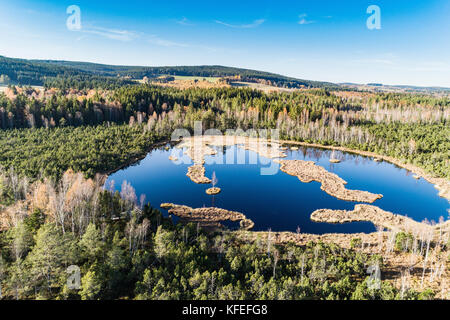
1;0;449;87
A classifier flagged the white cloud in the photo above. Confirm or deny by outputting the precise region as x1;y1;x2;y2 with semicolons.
146;35;221;53
354;58;395;65
176;17;194;26
298;14;315;25
148;35;189;47
393;61;450;72
80;26;138;41
215;19;265;29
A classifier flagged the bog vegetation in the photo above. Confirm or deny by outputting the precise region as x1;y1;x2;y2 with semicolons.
0;84;448;180
0;58;448;299
0;170;437;300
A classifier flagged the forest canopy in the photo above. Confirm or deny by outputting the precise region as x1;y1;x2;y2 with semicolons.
0;55;337;89
0;58;448;301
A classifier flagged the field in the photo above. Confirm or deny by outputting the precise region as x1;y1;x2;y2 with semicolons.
0;85;44;93
231;81;299;93
171;75;221;83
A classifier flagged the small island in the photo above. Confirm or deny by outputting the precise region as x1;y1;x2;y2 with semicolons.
186;164;211;184
206;171;221;195
160;203;254;230
310;204;449;235
206;187;221;195
277;159;383;203
329;150;341;163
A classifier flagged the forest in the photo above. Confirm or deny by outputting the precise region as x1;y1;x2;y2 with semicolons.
0;169;436;300
0;67;448;300
0;84;448;180
0;55;336;89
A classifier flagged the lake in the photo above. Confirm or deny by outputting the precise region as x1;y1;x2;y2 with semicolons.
106;144;449;234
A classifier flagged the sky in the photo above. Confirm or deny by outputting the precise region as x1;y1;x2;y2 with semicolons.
1;0;449;87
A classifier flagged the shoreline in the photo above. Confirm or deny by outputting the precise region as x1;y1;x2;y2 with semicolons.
175;136;449;202
276;139;450;202
310;204;448;234
99;139;171;185
160;203;254;230
186;164;211;184
101;135;449;211
276;159;383;203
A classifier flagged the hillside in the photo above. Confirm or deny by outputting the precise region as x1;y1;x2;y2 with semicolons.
39;59;336;88
0;56;89;85
0;55;336;89
2;55;448;93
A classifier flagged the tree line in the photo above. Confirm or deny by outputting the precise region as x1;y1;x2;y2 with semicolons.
1;84;448;179
0;170;435;300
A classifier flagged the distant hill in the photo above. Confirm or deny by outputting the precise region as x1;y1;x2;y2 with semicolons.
340;82;450;94
0;55;337;89
0;55;91;86
38;59;341;89
38;59;334;87
2;55;448;93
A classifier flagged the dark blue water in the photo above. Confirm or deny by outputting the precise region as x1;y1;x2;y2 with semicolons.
106;144;449;234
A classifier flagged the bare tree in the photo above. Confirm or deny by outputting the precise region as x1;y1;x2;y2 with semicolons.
272;249;279;279
139;194;146;209
211;171;218;188
267;228;272;256
375;224;384;252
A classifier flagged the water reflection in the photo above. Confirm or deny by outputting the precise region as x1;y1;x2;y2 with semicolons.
107;144;449;234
